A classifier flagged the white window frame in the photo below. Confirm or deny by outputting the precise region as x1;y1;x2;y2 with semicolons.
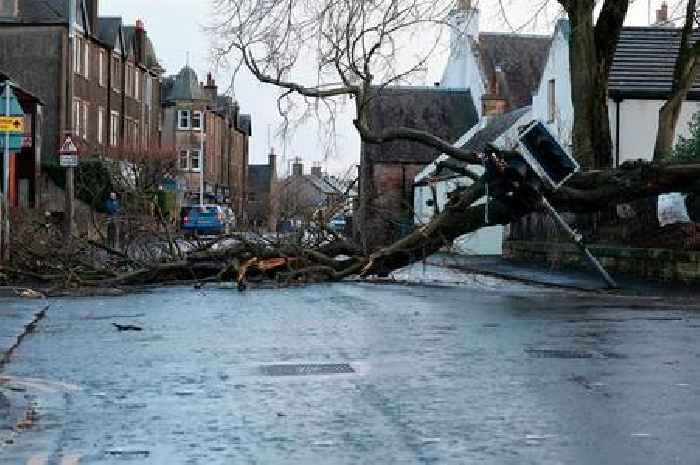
179;150;189;170
190;149;201;172
74;37;81;75
83;40;89;79
110;111;119;146
134;69;140;101
178;110;191;130
192;111;202;130
97;106;105;144
98;50;105;87
112;55;121;93
73;98;81;136
81;101;88;139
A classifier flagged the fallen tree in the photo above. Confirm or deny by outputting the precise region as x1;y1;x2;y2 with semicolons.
5;159;699;293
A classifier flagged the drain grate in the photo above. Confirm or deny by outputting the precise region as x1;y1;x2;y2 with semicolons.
525;348;594;359
260;363;355;376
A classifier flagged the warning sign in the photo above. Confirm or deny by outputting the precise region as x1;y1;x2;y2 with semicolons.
0;116;23;133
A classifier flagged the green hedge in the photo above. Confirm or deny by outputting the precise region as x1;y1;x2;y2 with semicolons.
43;158;114;213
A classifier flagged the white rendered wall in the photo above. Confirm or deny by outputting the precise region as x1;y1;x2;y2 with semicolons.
610;99;700;164
531;23;574;150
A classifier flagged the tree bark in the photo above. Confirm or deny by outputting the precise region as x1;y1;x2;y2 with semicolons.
563;0;629;169
361;162;700;277
654;0;699;161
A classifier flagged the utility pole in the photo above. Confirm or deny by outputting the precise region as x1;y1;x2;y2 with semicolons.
2;80;10;262
199;109;205;206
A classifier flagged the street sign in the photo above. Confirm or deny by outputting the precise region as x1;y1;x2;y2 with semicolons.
58;136;79;167
60;154;78;167
0;116;23;133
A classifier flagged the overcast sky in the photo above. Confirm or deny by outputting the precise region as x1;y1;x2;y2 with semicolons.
100;0;670;176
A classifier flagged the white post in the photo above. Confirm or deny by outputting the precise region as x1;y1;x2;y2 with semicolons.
199;109;205;207
3;80;11;262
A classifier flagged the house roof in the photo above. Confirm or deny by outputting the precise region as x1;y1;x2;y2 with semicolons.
248;164;273;194
478;33;550;109
364;86;479;164
97;17;122;47
306;174;342;196
459;106;530;154
0;72;43;104
609;26;700;100
13;0;67;22
165;66;204;101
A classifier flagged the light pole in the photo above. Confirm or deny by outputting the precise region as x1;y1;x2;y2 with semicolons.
199;109;206;207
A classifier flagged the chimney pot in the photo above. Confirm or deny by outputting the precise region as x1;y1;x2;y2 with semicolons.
136;19;144;30
656;2;669;24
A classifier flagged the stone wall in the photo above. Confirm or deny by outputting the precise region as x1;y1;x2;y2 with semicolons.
504;239;700;282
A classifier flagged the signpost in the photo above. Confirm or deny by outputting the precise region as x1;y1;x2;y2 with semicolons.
1;81;24;262
59;136;78;238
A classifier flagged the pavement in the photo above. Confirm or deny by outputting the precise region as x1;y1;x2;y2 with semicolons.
427;253;700;297
2;280;700;464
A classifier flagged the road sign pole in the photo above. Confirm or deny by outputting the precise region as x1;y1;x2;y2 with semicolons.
3;80;11;262
65;165;75;239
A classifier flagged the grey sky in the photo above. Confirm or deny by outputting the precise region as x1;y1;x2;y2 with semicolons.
100;0;668;176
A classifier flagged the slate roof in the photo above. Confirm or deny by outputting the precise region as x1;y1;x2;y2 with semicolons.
364;86;479;164
97;17;122;47
609;26;700;100
306;175;342;196
165;66;204;101
13;0;67;22
248;165;273;194
238;114;252;137
478;33;550;109
459;106;530;154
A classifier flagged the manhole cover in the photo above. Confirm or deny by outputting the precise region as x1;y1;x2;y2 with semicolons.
260;363;355;376
525;348;594;359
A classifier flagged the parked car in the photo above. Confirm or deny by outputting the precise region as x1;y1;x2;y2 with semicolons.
180;205;226;237
328;215;347;234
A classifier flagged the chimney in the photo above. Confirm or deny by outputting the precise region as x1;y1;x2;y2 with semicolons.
310;165;322;177
87;0;99;35
655;2;669;25
292;158;304;176
135;19;146;65
268;147;277;179
203;72;218;104
448;0;479;57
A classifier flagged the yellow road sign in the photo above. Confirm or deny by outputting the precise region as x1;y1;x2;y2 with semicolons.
0;116;23;133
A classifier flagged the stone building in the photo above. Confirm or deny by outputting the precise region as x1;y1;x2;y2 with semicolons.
0;0;163;165
161;67;251;218
355;86;479;251
247;148;278;230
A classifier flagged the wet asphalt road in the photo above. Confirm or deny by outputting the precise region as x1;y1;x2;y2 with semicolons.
1;278;700;464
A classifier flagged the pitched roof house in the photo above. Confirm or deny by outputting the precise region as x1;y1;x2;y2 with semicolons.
532;10;700;166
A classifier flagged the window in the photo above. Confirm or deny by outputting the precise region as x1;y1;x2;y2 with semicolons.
178;110;191;130
179;150;189;170
192;111;202;130
98;50;106;86
112;55;121;92
145;75;152;104
134;70;140;101
547;79;556;123
110;111;119;146
190;149;201;171
81;101;88;139
97;107;105;144
83;41;89;79
72;98;81;136
74;37;82;75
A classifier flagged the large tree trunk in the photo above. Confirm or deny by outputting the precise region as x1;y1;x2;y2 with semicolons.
362;162;700;277
564;0;629;169
654;0;699;161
